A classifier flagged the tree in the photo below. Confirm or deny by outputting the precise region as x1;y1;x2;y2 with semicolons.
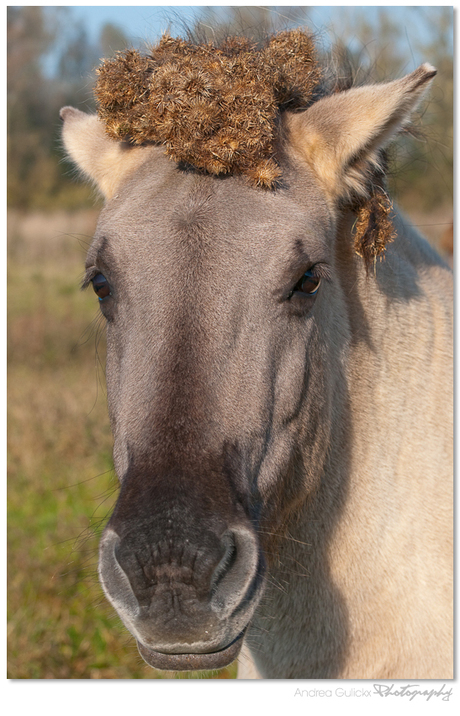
100;23;130;57
7;7;60;208
7;7;131;210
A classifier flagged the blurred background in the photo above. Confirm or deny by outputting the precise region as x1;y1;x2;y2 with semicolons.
7;5;453;679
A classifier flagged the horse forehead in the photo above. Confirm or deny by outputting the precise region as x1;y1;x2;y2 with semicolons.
95;164;329;269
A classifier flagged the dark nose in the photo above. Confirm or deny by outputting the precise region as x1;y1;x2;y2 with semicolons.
98;522;260;649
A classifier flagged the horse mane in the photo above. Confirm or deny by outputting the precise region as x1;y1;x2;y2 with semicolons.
94;29;396;267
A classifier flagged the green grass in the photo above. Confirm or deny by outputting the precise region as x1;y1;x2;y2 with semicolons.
7;210;237;679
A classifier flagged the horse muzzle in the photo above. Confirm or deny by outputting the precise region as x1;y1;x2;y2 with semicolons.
98;522;265;671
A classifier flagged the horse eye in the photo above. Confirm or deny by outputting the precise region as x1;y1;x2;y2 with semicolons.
288;270;321;299
299;270;321;295
92;273;111;300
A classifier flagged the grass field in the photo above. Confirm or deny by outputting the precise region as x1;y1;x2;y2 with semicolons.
7;206;451;680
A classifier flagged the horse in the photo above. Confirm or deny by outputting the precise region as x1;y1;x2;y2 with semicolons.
60;32;452;679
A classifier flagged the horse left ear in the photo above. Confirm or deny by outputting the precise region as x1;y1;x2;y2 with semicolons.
60;107;152;199
284;64;436;202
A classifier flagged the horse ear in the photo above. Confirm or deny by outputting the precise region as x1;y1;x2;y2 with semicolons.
60;107;151;199
284;64;436;201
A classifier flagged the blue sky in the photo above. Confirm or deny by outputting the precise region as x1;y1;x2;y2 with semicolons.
70;5;340;43
70;5;204;45
66;5;453;63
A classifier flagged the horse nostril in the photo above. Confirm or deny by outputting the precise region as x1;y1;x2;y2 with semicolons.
210;526;261;618
211;532;238;593
98;528;141;621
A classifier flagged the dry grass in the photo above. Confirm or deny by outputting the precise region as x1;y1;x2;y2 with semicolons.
95;31;321;187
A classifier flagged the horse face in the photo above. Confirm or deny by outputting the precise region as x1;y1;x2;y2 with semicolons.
60;63;435;670
85;149;341;668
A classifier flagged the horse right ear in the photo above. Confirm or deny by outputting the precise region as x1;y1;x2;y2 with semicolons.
284;64;436;203
60;107;151;199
